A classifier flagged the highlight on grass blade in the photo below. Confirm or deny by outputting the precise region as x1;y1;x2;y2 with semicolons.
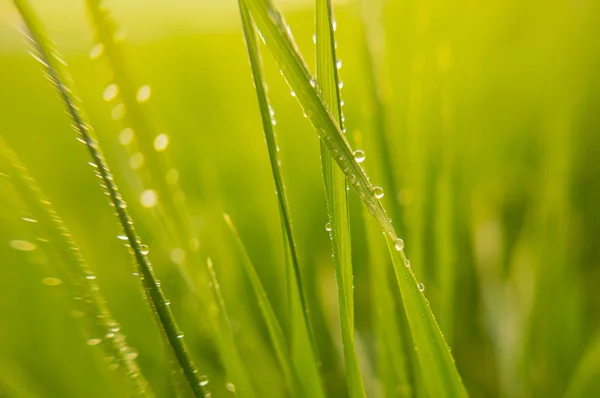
11;1;208;396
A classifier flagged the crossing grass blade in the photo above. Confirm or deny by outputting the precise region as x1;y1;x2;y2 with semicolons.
239;0;467;395
315;1;365;397
11;1;208;396
0;136;151;397
205;258;256;398
236;2;325;397
223;214;299;395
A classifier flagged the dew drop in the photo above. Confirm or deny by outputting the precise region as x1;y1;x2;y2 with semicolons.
373;186;384;199
89;43;104;60
129;152;145;170
338;81;344;89
111;103;126;120
395;238;404;251
153;134;169;152
336;60;342;69
87;338;102;346
170;247;186;265
22;217;38;223
85;273;97;280
226;383;236;392
290;91;296;97
177;332;184;339
125;351;139;360
312;33;316;44
136;85;151;103
417;283;425;292
117;235;128;241
9;240;36;252
119;128;134;145
325;222;332;232
353;150;365;163
102;84;119;102
42;277;62;286
199;375;209;386
140;244;149;255
404;259;411;267
310;78;316;88
140;189;158;208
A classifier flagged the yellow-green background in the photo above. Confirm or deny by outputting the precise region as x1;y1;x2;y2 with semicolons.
1;0;599;397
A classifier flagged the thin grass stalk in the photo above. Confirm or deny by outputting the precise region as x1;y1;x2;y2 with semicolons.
11;1;207;396
0;136;151;397
315;0;365;396
237;2;325;397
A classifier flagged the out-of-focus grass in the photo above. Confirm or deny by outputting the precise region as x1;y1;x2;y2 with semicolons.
1;0;600;397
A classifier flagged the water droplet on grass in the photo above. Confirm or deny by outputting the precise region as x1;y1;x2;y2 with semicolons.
87;338;102;346
9;240;36;251
103;84;119;102
417;283;425;292
373;186;384;199
336;60;342;69
226;383;236;392
395;238;404;251
404;259;411;267
199;375;209;386
153;134;169;152
85;273;97;280
140;189;158;208
140;244;149;255
325;222;332;232
177;332;184;338
353;150;365;163
117;235;128;241
290;90;296;97
136;85;151;103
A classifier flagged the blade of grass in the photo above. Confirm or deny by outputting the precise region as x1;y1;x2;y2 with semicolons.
236;3;325;397
240;0;467;395
223;213;299;395
315;1;365;397
205;258;256;398
564;333;600;398
11;1;208;396
0;135;151;397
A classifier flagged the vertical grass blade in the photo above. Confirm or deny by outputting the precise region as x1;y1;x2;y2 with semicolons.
315;1;365;397
11;1;208;396
237;3;325;397
0;136;151;397
223;214;298;395
206;258;256;398
240;0;467;395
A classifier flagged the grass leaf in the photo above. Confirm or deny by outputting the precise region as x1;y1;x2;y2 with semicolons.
0;136;151;397
564;333;600;398
236;2;325;397
315;1;365;397
11;1;208;396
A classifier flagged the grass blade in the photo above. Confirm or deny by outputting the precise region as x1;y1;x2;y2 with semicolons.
206;258;256;398
0;136;151;397
564;333;600;398
236;3;325;397
11;1;208;396
223;214;298;395
315;1;365;397
240;0;467;395
387;240;467;397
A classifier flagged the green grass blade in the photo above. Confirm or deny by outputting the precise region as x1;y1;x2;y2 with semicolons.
240;0;466;394
242;0;396;244
0;136;151;397
206;258;256;398
564;333;600;398
236;3;325;397
223;214;298;395
12;1;208;396
315;1;365;397
386;240;467;398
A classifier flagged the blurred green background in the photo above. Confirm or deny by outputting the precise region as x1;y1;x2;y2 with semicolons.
1;0;600;397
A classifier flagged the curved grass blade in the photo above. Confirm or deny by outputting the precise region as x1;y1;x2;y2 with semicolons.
564;333;600;398
206;258;256;398
11;1;208;396
315;1;365;397
236;3;325;397
223;213;299;395
387;240;467;398
239;0;467;395
0;136;151;397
